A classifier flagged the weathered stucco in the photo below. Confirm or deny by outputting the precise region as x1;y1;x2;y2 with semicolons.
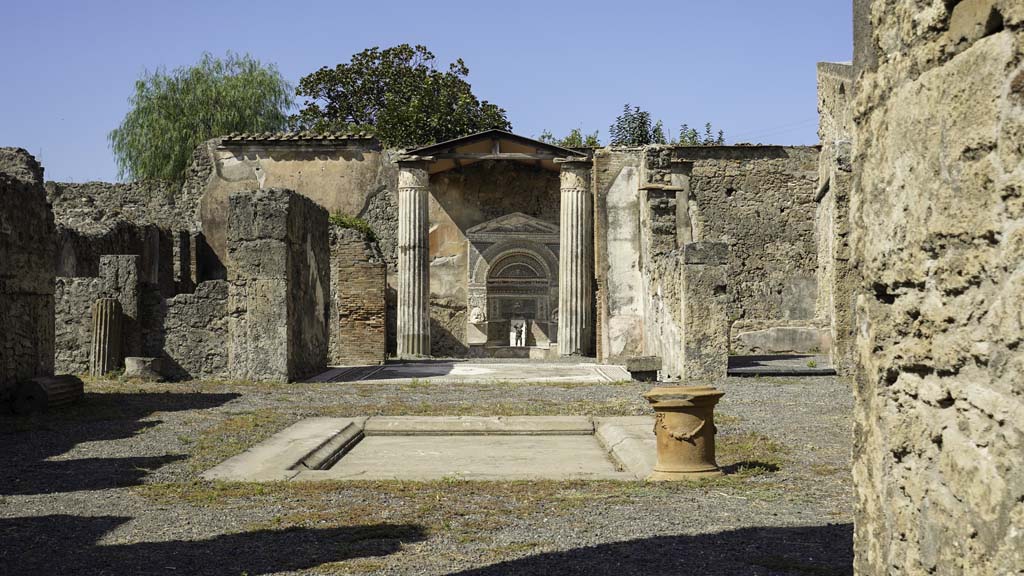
198;136;397;279
850;1;1024;573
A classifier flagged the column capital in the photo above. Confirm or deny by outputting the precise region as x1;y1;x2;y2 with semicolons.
398;160;431;189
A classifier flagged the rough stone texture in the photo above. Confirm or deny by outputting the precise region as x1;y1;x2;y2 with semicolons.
162;280;229;380
681;242;731;380
123;357;163;380
48;180;200;297
198;136;395;280
329;227;387;365
680;146;820;329
639;184;685;379
850;2;1024;574
54;255;141;374
817;61;858;374
0;148;55;398
227;189;329;381
595;145;820;367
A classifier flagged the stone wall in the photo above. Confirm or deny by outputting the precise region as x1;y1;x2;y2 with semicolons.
54;256;141;374
850;1;1023;574
162;280;228;380
0;148;55;397
817;61;857;374
596;145;822;367
47;180;203;297
328;227;386;365
680;146;821;331
198;134;396;279
227;188;329;382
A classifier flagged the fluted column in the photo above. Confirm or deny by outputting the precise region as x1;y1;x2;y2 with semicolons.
90;298;123;377
397;160;431;358
556;158;593;356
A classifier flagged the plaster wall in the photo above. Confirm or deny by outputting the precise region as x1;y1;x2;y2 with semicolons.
199;140;398;279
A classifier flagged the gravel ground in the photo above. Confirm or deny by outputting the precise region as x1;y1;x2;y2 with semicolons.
0;374;854;575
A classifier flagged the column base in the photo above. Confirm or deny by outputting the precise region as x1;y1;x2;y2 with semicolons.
646;466;723;481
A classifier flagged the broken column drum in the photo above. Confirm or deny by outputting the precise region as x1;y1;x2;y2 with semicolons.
555;158;593;356
90;297;123;377
397;160;432;358
643;385;725;480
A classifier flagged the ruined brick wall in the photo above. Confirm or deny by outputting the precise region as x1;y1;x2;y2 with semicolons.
227;188;329;381
817;62;857;375
162;281;228;380
0;148;55;395
851;1;1024;573
54;256;141;374
329;228;386;365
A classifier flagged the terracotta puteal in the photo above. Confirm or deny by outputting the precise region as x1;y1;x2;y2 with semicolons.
643;385;725;480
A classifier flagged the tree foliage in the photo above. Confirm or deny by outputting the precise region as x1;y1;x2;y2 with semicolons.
679;122;726;146
109;52;293;182
608;104;726;147
291;44;510;148
538;127;601;148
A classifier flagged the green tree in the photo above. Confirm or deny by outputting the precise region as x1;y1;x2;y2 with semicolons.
109;52;293;182
538;127;601;148
291;44;510;148
608;105;668;146
679;122;726;145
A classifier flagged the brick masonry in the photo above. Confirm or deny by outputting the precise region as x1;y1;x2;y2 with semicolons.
329;227;387;365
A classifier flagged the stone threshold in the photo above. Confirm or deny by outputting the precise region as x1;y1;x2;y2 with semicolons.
202;416;655;482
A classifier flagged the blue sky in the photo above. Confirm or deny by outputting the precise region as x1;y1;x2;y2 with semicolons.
1;1;852;183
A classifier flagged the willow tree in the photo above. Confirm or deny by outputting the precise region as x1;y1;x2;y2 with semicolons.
109;52;293;182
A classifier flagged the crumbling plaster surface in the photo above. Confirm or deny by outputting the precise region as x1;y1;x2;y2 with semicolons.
199;141;398;278
850;1;1024;573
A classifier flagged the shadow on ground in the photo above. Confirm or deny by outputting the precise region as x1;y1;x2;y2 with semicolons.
0;391;238;495
0;515;426;575
451;523;853;576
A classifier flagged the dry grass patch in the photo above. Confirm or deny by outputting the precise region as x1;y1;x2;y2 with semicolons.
186;409;296;473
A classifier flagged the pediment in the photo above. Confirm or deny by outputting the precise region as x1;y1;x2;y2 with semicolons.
467;213;560;237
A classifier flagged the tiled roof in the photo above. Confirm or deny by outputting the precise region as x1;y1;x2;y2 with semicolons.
221;131;375;143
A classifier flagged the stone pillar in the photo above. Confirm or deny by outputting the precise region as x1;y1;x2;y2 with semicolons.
556;158;593;356
680;242;730;380
90;298;123;377
396;160;431;358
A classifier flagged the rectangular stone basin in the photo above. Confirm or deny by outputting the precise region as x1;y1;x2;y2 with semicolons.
203;416;655;482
